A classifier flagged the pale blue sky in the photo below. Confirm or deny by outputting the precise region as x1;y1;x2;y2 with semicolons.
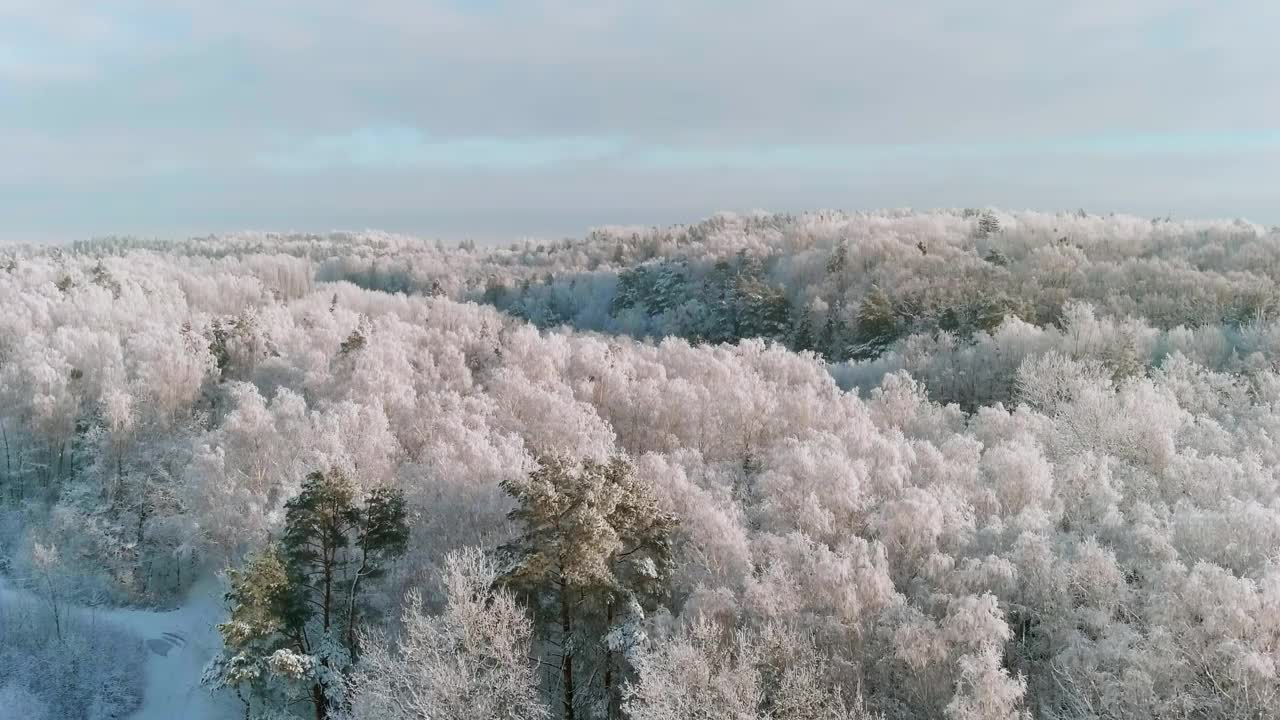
1;1;1277;242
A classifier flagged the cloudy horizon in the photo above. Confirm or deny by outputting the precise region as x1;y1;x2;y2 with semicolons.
3;0;1278;243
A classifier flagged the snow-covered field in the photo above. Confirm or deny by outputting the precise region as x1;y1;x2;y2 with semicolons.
0;574;234;720
113;575;234;720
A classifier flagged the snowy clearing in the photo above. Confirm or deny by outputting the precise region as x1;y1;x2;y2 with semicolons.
0;573;235;720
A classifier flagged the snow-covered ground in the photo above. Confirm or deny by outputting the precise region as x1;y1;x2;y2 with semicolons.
0;574;237;720
108;574;237;720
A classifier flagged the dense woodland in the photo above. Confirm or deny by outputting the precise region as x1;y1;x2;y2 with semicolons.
4;209;1280;719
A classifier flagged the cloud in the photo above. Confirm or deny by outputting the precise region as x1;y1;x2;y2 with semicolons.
1;0;1278;240
636;130;1280;170
257;126;625;172
255;126;1280;174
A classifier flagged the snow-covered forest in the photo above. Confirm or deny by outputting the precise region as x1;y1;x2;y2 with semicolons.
4;208;1280;720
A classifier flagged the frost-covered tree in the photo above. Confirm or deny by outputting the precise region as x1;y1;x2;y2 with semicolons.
347;547;548;720
7;209;1280;719
625;620;873;720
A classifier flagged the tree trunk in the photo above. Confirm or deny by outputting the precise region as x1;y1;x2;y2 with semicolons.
236;688;251;720
1;419;11;500
317;540;334;720
345;547;370;656
43;572;62;644
137;499;150;594
116;452;125;505
561;584;575;720
604;598;615;720
311;682;329;720
323;545;333;630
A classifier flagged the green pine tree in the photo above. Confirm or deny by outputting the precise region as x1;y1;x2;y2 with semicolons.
789;310;817;353
500;455;676;720
205;469;408;720
850;286;901;359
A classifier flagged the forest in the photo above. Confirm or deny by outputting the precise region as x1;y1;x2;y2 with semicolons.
3;208;1280;720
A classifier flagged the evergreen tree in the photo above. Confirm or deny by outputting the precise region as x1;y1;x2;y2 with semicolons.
983;248;1010;267
703;259;740;343
500;455;676;720
208;319;233;379
977;211;1001;238
600;467;676;720
205;469;408;720
89;261;122;298
825;244;849;275
610;266;650;315
849;286;900;359
202;546;302;718
649;265;688;316
737;276;791;341
789;310;817;353
819;304;849;361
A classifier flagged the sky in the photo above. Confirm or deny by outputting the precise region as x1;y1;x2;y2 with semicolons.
1;0;1278;243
